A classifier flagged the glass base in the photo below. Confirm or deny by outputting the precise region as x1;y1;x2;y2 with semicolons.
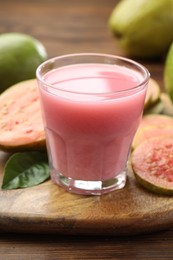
51;170;127;195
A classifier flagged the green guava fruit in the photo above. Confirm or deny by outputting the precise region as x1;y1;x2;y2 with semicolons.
109;0;173;58
164;42;173;101
160;93;173;116
144;78;161;111
0;79;46;152
144;99;163;115
132;138;173;195
0;32;47;93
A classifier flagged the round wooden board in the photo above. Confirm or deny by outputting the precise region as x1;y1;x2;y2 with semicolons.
0;151;173;236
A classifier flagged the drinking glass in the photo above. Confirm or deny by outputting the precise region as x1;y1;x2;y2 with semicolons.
36;53;150;195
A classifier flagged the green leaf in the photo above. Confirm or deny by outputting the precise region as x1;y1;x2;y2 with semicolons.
1;151;50;190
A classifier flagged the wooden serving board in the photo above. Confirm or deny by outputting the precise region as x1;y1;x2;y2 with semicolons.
0;151;173;236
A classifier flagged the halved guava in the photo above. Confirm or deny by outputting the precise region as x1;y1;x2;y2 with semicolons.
133;126;173;149
160;93;173;116
144;78;160;111
131;138;173;195
164;42;173;102
0;79;46;152
139;114;173;129
144;98;163;115
132;114;173;149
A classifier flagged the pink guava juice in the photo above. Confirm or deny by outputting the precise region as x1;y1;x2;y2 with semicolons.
38;60;148;194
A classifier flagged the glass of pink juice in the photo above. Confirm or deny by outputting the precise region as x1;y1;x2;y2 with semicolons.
36;53;150;195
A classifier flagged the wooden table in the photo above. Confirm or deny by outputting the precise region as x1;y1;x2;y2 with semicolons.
0;0;173;259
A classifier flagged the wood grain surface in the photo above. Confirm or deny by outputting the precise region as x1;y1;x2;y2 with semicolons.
1;0;173;259
0;151;173;236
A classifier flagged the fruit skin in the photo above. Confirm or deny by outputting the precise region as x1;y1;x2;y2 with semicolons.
109;0;173;58
144;78;160;111
0;32;47;93
0;79;46;152
131;138;173;195
144;99;163;115
160;93;173;116
164;42;173;102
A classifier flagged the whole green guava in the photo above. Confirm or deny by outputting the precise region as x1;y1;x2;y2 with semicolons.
0;32;47;92
109;0;173;58
164;42;173;101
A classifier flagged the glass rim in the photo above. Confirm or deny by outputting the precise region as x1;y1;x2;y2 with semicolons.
36;53;150;96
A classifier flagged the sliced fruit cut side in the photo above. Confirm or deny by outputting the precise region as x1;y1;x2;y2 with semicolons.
139;114;173;129
131;138;173;195
133;126;173;148
0;79;46;152
132;114;173;149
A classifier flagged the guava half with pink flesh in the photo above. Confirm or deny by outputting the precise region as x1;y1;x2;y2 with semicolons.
144;78;160;110
139;114;173;128
131;138;173;195
0;79;46;152
132;114;173;149
133;126;173;149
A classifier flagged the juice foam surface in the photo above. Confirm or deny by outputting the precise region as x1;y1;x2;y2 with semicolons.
43;63;142;94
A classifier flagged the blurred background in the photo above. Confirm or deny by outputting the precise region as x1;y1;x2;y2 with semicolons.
0;0;117;57
0;0;168;89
